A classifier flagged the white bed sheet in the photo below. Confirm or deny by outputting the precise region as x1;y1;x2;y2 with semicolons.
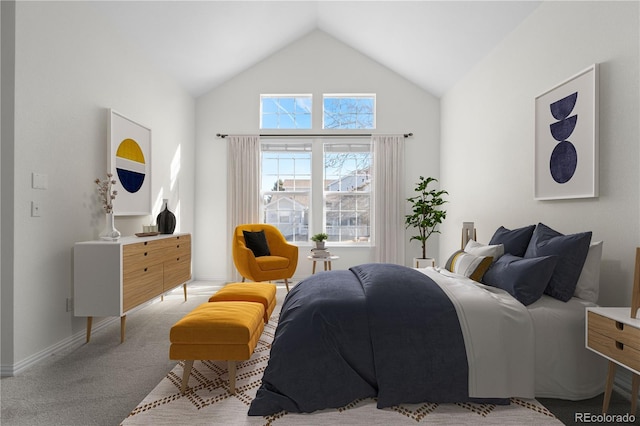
528;294;607;400
418;267;536;399
417;266;607;401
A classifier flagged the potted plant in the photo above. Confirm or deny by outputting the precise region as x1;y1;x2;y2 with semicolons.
311;232;329;250
405;176;448;265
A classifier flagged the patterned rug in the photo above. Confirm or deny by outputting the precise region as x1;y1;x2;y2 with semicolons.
122;309;562;425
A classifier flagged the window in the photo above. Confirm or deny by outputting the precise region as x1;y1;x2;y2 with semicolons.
260;95;312;129
323;94;375;129
324;143;372;243
261;139;372;245
261;142;311;243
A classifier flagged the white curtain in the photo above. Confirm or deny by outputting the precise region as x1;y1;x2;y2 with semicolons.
373;135;405;264
227;135;261;280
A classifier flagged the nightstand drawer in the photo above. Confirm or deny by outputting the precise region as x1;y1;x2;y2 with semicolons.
588;329;640;372
588;311;640;350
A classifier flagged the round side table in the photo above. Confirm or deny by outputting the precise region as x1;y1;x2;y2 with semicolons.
307;255;339;274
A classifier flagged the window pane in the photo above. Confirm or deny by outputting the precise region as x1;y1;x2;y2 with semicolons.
323;142;372;243
263;193;309;242
261;142;311;242
261;95;312;129
325;193;371;242
323;95;375;129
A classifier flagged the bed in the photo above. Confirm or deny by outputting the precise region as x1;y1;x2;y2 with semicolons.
248;223;608;416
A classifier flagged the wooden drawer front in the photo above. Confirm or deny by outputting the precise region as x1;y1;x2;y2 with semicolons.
588;311;640;350
123;264;164;312
588;329;640;373
123;241;165;271
158;235;191;262
163;255;191;290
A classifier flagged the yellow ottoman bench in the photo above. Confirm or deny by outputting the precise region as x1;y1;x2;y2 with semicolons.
209;282;277;323
169;301;265;394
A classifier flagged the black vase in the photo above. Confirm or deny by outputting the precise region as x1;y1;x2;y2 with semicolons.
157;201;176;234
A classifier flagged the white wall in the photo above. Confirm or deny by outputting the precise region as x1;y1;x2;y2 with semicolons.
441;1;639;307
195;30;440;281
2;1;195;373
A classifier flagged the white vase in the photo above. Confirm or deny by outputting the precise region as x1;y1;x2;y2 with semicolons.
99;213;121;241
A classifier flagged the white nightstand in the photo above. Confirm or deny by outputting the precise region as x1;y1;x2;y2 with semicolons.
586;307;640;414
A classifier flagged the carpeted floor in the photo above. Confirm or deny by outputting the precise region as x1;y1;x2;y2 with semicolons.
122;306;561;425
1;281;637;425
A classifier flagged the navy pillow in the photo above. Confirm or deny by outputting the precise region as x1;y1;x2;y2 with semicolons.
243;230;271;257
524;223;592;302
488;225;536;257
483;254;558;306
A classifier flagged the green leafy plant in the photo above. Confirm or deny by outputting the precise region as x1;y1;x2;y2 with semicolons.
405;176;448;259
311;232;328;242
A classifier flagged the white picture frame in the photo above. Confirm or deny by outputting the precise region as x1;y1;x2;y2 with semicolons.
108;109;152;215
534;64;599;200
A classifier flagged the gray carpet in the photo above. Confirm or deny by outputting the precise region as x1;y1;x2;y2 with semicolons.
0;281;636;425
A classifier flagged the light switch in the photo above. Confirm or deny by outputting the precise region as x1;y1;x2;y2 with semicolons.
32;173;48;189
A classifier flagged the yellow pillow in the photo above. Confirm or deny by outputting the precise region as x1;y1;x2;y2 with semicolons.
445;250;493;282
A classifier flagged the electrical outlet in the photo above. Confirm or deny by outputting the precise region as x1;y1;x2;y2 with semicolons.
31;201;41;217
66;298;73;312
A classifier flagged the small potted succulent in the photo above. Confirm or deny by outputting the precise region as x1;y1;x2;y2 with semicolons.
311;232;329;250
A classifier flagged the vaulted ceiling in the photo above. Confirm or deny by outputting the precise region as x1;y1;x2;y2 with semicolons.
93;1;541;98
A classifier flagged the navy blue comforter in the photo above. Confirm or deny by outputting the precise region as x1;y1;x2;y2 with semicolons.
248;263;494;416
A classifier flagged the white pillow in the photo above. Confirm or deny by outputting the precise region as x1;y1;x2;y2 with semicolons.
464;240;505;262
573;241;603;303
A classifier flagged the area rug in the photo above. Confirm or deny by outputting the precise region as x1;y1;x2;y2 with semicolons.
122;309;562;425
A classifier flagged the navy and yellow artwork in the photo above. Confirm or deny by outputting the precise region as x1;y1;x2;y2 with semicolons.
115;138;146;193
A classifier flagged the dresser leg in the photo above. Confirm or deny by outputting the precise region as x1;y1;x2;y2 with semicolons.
631;373;639;414
120;315;126;343
86;317;93;343
183;283;187;301
603;361;617;414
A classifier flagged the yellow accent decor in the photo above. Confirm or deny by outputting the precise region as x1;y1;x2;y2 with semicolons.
116;138;145;163
232;224;298;291
169;301;264;361
209;282;276;323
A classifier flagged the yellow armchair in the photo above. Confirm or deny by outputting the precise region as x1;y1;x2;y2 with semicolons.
233;224;298;291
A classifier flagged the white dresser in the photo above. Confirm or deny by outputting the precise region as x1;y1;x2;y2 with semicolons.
74;233;191;342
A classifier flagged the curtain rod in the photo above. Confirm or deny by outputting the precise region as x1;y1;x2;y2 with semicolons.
216;132;413;139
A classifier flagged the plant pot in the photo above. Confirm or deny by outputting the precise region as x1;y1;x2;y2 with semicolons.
315;241;326;250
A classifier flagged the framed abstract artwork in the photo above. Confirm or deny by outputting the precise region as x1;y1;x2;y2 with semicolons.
534;64;599;200
108;109;152;215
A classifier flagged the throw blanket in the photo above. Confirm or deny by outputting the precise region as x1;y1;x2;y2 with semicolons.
249;263;507;416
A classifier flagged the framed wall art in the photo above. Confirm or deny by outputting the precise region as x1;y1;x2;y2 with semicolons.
108;109;152;215
534;64;599;200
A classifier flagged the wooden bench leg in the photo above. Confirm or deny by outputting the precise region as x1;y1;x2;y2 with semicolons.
228;360;237;394
181;360;194;394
